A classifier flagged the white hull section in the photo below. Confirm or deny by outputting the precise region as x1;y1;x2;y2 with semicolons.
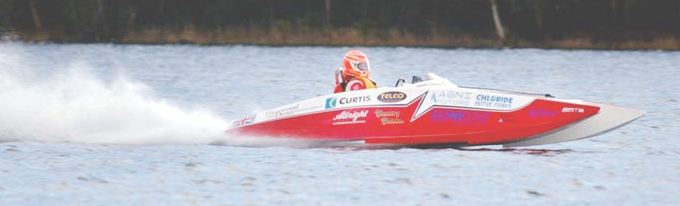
503;104;645;147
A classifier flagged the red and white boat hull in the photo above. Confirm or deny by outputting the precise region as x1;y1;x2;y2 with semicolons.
228;73;643;147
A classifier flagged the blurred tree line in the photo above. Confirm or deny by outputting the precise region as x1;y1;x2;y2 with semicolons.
1;0;679;47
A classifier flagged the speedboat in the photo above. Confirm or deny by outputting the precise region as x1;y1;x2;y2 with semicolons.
227;73;644;147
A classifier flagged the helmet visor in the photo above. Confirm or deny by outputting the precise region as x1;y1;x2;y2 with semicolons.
353;60;370;72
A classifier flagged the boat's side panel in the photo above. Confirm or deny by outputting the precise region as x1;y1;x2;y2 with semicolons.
229;88;600;145
364;98;599;145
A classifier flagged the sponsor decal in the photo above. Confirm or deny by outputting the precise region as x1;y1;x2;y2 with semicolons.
430;91;473;106
265;104;301;119
332;110;368;125
561;107;584;113
473;94;513;109
378;91;407;103
325;98;337;109
325;95;372;109
374;109;404;125
431;110;489;124
232;115;255;127
528;108;558;118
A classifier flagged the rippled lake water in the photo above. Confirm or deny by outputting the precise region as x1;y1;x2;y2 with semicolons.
1;42;679;205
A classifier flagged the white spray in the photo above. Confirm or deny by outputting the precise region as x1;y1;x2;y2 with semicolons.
0;43;230;144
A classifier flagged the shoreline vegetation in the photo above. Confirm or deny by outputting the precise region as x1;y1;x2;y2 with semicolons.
9;28;680;50
12;27;680;50
2;0;680;50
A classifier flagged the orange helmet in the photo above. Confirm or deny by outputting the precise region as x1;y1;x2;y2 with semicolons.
342;50;371;79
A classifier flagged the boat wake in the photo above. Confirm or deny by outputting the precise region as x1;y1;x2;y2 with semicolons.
0;45;237;145
0;69;232;145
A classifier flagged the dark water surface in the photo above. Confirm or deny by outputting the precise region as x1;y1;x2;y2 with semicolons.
0;43;678;205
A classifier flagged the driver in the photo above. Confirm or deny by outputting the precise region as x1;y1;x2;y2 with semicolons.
333;50;377;93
